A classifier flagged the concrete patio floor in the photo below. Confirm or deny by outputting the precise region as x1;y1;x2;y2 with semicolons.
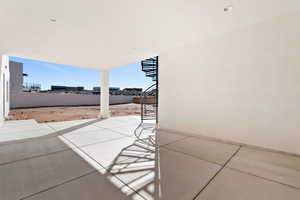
0;115;300;200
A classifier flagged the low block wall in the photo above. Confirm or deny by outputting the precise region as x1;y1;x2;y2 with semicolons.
10;92;133;108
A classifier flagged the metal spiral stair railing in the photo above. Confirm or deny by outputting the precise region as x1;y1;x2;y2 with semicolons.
134;56;158;141
141;83;157;121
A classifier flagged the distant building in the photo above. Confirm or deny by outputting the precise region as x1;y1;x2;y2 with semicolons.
93;87;100;92
23;83;41;92
109;87;121;95
93;87;121;95
9;61;43;93
51;86;84;93
93;87;142;95
122;88;142;96
9;61;24;94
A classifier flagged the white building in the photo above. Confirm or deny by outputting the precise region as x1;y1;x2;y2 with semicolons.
9;61;24;95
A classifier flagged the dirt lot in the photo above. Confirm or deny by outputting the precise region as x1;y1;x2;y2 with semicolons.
9;103;141;123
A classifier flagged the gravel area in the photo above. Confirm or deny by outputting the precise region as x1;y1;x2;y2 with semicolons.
8;103;141;123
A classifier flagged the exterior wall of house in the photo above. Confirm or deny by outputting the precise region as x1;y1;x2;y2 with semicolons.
0;56;3;126
0;55;10;125
159;12;300;155
10;93;133;108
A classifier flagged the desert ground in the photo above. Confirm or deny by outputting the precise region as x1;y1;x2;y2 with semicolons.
9;103;141;123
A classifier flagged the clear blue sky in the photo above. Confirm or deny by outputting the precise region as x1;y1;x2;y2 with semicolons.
10;57;153;91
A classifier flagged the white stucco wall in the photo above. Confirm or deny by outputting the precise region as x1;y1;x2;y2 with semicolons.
0;55;10;125
10;93;133;108
159;12;300;155
0;56;3;126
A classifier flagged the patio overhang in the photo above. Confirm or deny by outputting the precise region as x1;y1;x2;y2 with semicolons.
0;0;299;69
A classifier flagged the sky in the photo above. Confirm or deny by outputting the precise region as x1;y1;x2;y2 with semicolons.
10;57;153;91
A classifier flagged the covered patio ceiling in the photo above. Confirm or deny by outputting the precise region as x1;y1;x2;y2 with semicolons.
0;0;299;69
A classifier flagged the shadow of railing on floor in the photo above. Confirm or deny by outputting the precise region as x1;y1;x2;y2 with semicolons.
2;118;160;199
1;118;154;200
51;118;158;200
103;123;160;200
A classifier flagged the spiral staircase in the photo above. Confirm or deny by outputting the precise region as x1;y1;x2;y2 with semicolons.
134;56;158;140
141;56;158;122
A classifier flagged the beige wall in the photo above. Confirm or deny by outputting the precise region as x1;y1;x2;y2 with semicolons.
11;93;133;108
159;12;300;155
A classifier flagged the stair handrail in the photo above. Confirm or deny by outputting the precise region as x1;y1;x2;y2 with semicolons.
141;83;157;121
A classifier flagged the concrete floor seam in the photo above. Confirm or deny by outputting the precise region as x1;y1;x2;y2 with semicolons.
98;126;135;138
0;136;126;167
192;146;242;200
0;148;71;167
162;146;222;167
20;170;97;200
159;136;191;147
0;135;58;147
68;136;128;149
59;134;148;200
226;166;300;191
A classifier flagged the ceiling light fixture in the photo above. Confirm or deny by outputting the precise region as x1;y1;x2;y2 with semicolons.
224;5;233;12
50;18;57;22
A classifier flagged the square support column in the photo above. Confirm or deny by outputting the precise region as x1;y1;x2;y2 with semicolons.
0;55;10;126
100;70;110;119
